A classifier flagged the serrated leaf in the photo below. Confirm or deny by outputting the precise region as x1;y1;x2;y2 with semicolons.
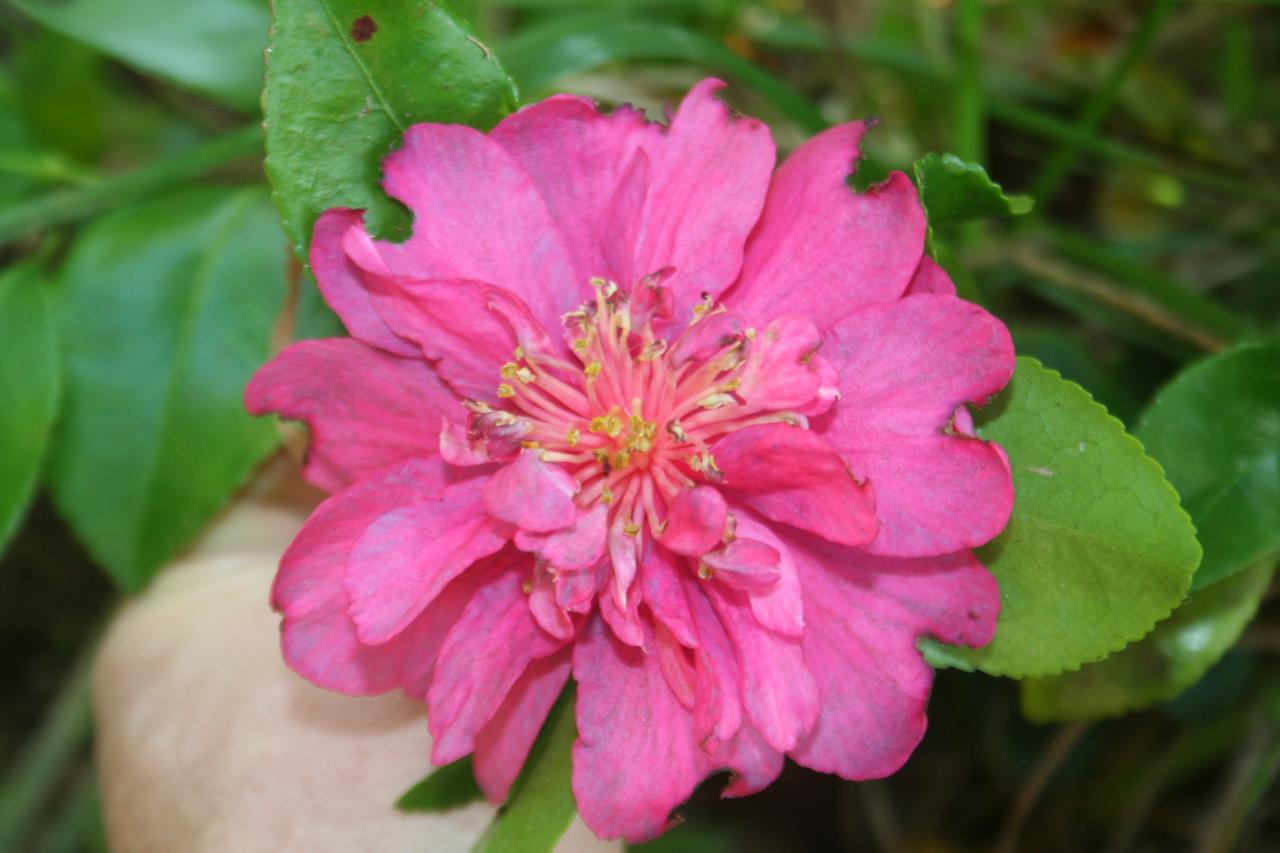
47;187;287;590
1020;562;1273;722
396;756;484;813
946;357;1201;678
0;260;59;553
1134;342;1280;590
264;0;519;260
912;153;1033;228
474;686;577;853
10;0;269;112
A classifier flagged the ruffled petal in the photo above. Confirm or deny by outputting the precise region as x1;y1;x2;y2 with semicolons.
705;579;819;753
374;123;583;335
712;424;878;548
659;485;728;556
572;616;717;842
272;458;469;694
817;294;1015;556
308;208;416;356
245;338;458;493
514;503;608;570
641;546;699;648
905;255;956;296
427;560;568;763
491;96;663;287
472;649;572;803
484;450;579;533
786;532;998;778
730;123;926;326
633;78;775;325
344;477;512;645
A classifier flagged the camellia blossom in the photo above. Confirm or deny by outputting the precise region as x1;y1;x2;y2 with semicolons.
246;79;1014;841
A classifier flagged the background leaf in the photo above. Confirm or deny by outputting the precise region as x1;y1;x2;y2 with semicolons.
939;357;1201;677
474;686;577;853
912;152;1032;228
0;260;59;553
395;756;484;813
1134;342;1280;590
264;0;519;260
10;0;270;112
46;186;286;590
1020;562;1274;722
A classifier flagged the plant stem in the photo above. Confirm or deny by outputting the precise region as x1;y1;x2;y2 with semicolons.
0;125;262;245
953;0;984;166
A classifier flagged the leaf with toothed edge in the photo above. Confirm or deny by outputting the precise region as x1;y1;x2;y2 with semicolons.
921;357;1201;678
912;153;1033;228
264;0;520;262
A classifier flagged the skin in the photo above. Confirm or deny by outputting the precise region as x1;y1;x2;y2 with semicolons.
92;457;617;852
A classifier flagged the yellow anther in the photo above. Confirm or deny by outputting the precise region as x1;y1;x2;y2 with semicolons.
584;361;601;378
589;276;608;290
513;345;525;360
666;420;689;443
521;577;534;594
744;327;757;341
638;339;667;361
697;393;736;409
723;378;742;392
589;413;623;437
497;383;515;398
515;366;535;384
697;563;714;580
623;521;640;537
572;338;590;354
520;440;541;449
500;362;519;379
593;448;611;472
600;487;614;505
566;427;581;447
612;450;631;470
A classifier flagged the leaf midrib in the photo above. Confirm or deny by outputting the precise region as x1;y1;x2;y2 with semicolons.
316;0;405;133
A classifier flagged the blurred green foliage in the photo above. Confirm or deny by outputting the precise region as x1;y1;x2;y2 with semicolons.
1;0;1278;851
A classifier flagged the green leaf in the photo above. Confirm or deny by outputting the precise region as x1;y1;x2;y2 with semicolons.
264;0;519;260
1020;563;1274;722
912;153;1032;228
1133;342;1280;590
396;756;484;813
47;186;287;590
947;357;1201;677
10;0;270;112
0;260;59;553
474;686;577;853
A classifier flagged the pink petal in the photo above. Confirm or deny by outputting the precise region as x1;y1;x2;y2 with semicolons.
633;79;775;325
785;531;998;779
712;424;878;548
682;576;744;745
308;209;416;356
607;517;640;606
514;503;607;570
245;338;457;493
905;255;956;296
660;485;728;556
374;123;583;335
528;564;576;641
427;561;568;763
472;650;572;803
705;580;819;753
439;417;492;467
716;722;784;798
702;538;781;592
640;546;699;648
737;315;824;412
723;510;804;636
271;459;467;694
344;477;512;645
818;294;1015;556
599;577;645;648
572;616;716;842
491;96;663;287
668;311;744;368
483;450;579;533
360;275;557;404
730;123;926;326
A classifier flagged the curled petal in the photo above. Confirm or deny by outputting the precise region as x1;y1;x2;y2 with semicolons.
484;451;579;533
660;485;728;556
702;538;782;592
515;503;608;571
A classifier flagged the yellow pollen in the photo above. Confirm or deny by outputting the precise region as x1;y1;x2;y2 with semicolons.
520;440;541;449
515;366;535;383
697;563;714;580
600;487;614;504
521;577;534;594
612;450;632;470
513;345;525;360
573;338;590;354
497;383;515;398
723;378;742;392
624;521;640;536
584;361;601;378
500;362;518;379
589;413;623;437
566;427;581;447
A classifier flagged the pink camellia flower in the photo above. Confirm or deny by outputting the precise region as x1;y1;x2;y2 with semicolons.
246;79;1014;841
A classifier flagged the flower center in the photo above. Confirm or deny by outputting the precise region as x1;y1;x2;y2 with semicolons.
466;277;808;540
